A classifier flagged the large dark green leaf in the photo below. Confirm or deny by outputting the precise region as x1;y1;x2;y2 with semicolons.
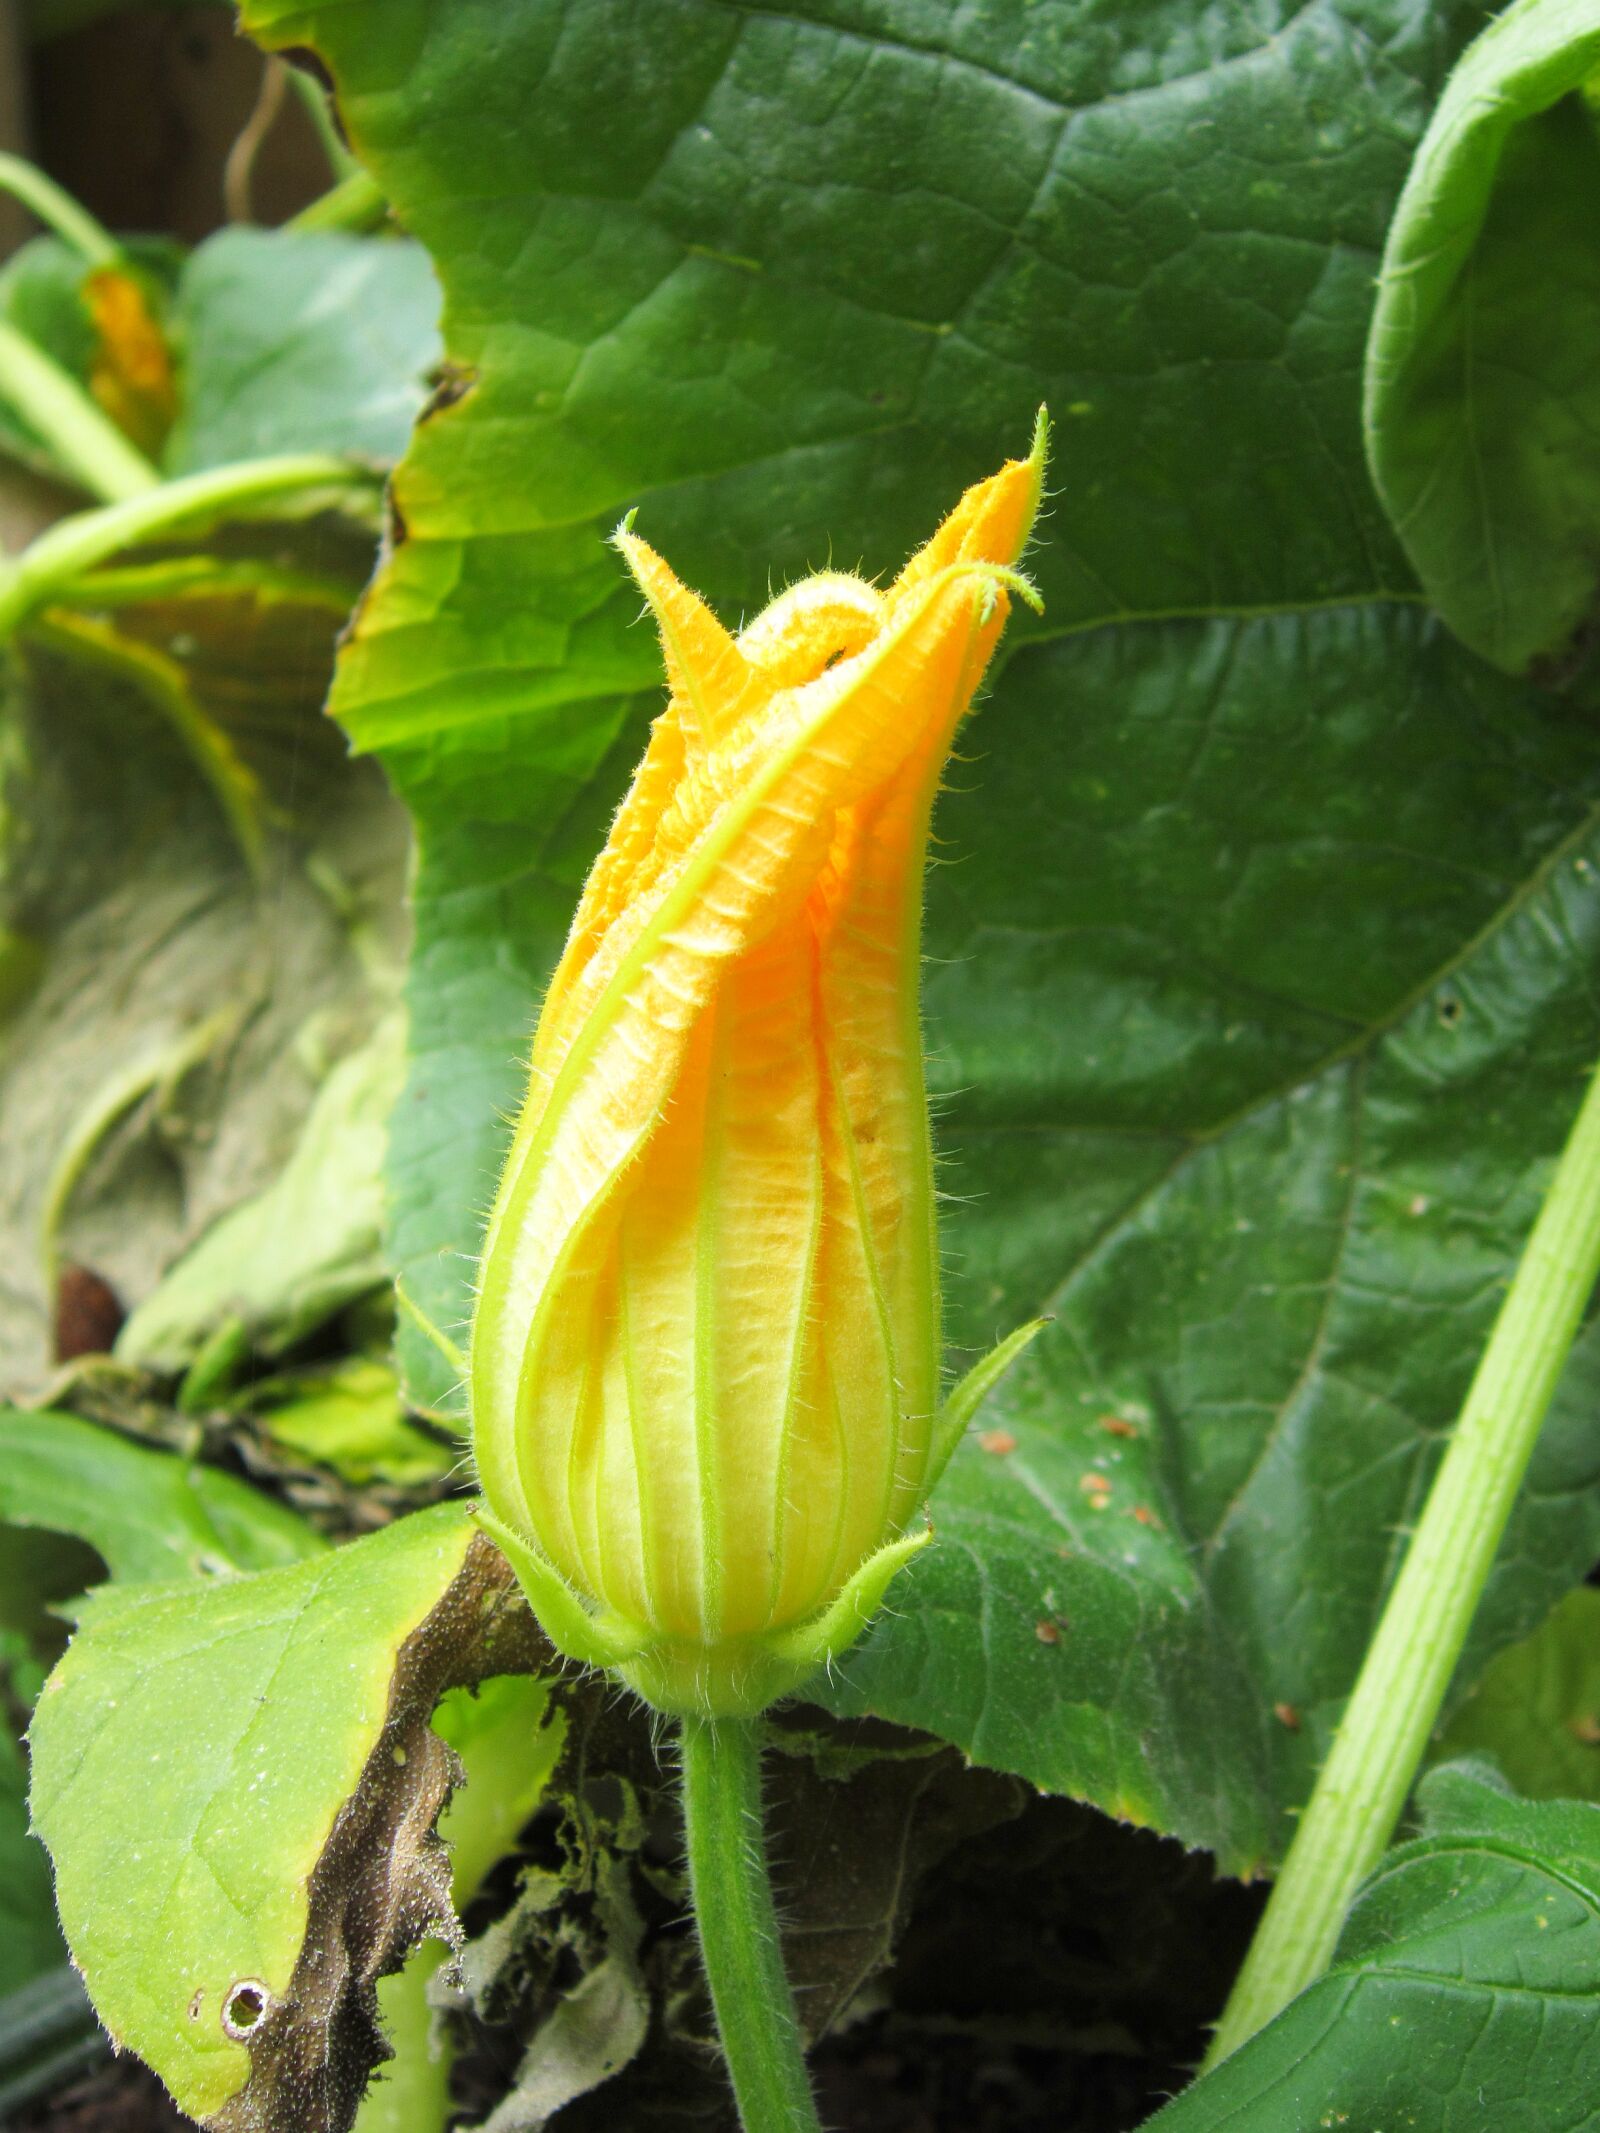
1364;0;1600;680
827;601;1600;1862
1145;1765;1600;2131
235;0;1600;1867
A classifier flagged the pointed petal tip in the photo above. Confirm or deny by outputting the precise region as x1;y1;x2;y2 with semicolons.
890;423;1050;605
609;521;752;742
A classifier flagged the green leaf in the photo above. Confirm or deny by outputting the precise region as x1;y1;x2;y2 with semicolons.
1435;1586;1600;1805
233;0;1600;1866
825;604;1600;1865
0;1614;84;2084
167;229;442;475
0;222;437;486
115;1014;407;1377
0;1409;325;1582
0;549;408;1388
1146;1766;1600;2130
249;1358;455;1488
28;1503;544;2130
1364;0;1600;680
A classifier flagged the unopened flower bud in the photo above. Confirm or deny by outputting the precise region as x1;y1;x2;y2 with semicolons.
472;419;1048;1715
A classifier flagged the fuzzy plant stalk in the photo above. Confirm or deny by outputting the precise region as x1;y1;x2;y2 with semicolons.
468;425;1051;2128
1209;1049;1600;2064
680;1718;821;2133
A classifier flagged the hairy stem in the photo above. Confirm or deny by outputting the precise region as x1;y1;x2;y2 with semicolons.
679;1716;822;2133
1208;1053;1600;2064
0;319;157;503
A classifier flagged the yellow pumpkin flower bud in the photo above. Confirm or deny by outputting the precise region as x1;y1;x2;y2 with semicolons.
471;418;1049;1716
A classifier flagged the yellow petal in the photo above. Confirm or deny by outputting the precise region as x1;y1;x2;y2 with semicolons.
613;526;755;749
472;421;1048;1672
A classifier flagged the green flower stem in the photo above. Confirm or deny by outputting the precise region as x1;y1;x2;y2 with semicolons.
0;150;120;267
0;318;158;503
0;453;370;639
290;168;389;235
1208;1052;1600;2066
679;1716;822;2133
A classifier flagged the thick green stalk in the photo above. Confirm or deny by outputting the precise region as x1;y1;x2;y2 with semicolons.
0;453;367;639
679;1717;822;2133
1209;1053;1600;2064
290;168;388;235
0;318;158;502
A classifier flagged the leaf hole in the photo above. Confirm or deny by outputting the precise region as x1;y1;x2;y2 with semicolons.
222;1980;272;2040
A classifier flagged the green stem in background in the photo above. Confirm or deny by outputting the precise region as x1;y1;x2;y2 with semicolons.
0;318;158;503
290;168;389;236
1208;1051;1600;2065
51;555;360;613
0;149;120;267
679;1716;822;2133
0;453;371;639
286;60;360;183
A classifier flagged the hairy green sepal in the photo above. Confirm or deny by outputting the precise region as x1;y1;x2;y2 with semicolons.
473;1318;1039;1718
